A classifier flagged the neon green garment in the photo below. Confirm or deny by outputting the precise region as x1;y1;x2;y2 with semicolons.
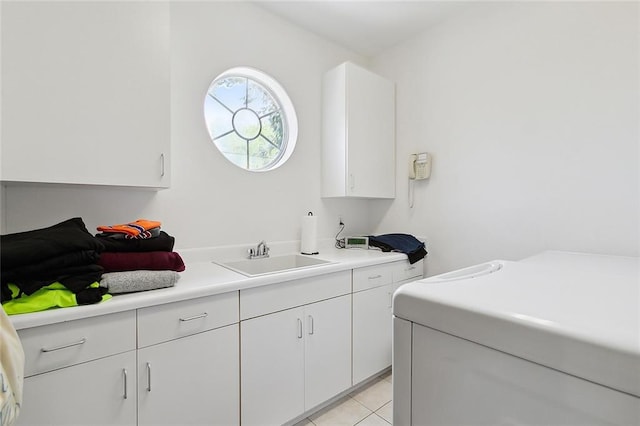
2;282;111;315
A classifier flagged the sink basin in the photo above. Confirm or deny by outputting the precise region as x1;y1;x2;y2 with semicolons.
215;254;333;277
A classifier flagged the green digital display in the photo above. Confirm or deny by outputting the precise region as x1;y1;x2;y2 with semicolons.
347;237;367;244
346;236;369;249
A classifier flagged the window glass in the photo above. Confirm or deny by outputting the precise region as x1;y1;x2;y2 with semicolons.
204;67;298;171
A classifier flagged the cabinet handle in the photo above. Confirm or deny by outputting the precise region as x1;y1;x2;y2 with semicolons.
147;362;152;392
297;318;303;339
160;153;165;177
368;275;382;280
1;373;7;393
122;369;128;399
388;292;393;309
41;338;86;352
308;315;314;335
179;312;208;322
349;174;355;190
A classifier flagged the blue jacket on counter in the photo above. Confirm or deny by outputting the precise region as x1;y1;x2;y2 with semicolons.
368;233;427;264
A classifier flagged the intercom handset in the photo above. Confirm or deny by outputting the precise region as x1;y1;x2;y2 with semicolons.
409;152;432;180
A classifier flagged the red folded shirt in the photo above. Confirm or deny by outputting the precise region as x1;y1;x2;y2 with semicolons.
97;251;185;273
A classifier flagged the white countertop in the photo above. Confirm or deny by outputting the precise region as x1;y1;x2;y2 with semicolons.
393;250;640;397
10;246;410;330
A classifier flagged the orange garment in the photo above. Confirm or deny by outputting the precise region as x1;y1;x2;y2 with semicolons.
97;219;161;237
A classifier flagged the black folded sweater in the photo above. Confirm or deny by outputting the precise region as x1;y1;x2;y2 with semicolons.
96;230;175;253
1;217;104;270
1;218;105;303
2;250;100;284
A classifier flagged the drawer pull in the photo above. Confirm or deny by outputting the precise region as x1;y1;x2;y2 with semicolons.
406;266;416;271
41;338;87;353
368;275;382;280
122;369;128;399
147;362;152;392
179;312;208;322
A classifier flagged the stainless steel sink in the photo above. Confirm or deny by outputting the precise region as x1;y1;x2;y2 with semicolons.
215;254;333;277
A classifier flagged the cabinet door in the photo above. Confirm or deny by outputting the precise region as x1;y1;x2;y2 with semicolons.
304;295;352;410
353;284;396;384
345;63;395;198
138;324;239;426
321;62;395;199
1;2;170;188
241;307;305;426
17;351;136;426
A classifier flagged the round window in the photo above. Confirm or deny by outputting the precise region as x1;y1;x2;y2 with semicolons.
204;67;298;171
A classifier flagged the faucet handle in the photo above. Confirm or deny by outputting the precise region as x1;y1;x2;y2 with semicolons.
249;241;269;259
258;240;267;255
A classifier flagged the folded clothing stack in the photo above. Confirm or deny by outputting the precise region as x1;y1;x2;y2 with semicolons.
95;219;184;294
1;218;110;314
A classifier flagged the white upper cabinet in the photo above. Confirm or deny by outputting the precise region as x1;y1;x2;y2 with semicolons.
322;62;395;198
1;2;170;189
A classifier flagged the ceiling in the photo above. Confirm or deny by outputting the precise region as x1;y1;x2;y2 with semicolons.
255;1;471;57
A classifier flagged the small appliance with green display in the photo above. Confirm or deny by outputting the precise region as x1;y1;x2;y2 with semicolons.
345;236;369;249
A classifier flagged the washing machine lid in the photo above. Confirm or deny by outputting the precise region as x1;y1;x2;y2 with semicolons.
393;251;640;397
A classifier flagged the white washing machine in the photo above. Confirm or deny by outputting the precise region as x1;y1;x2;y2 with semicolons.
392;251;639;425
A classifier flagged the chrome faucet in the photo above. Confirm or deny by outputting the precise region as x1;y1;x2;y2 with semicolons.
248;240;270;259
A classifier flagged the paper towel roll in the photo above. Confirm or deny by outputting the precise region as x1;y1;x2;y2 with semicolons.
300;212;319;255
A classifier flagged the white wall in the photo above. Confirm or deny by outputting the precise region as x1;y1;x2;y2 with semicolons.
3;2;638;272
371;2;639;275
1;2;371;249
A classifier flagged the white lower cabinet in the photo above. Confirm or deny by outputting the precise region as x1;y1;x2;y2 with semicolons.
136;292;240;426
352;260;423;385
16;311;137;426
15;292;240;426
352;283;398;384
304;295;352;409
17;351;137;426
137;324;239;426
241;306;305;426
14;260;422;426
241;294;352;426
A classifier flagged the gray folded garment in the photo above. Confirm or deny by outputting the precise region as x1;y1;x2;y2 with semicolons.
100;270;180;294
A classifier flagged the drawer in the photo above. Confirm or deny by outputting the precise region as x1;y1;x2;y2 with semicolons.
18;310;136;377
240;271;350;320
137;291;239;348
393;259;424;283
353;263;394;292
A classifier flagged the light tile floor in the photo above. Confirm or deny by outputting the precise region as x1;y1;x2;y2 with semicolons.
295;371;393;426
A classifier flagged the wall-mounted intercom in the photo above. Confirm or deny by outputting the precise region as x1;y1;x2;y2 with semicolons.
409;152;432;208
409;152;432;180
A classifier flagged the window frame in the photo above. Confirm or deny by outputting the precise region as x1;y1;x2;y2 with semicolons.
203;67;298;172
